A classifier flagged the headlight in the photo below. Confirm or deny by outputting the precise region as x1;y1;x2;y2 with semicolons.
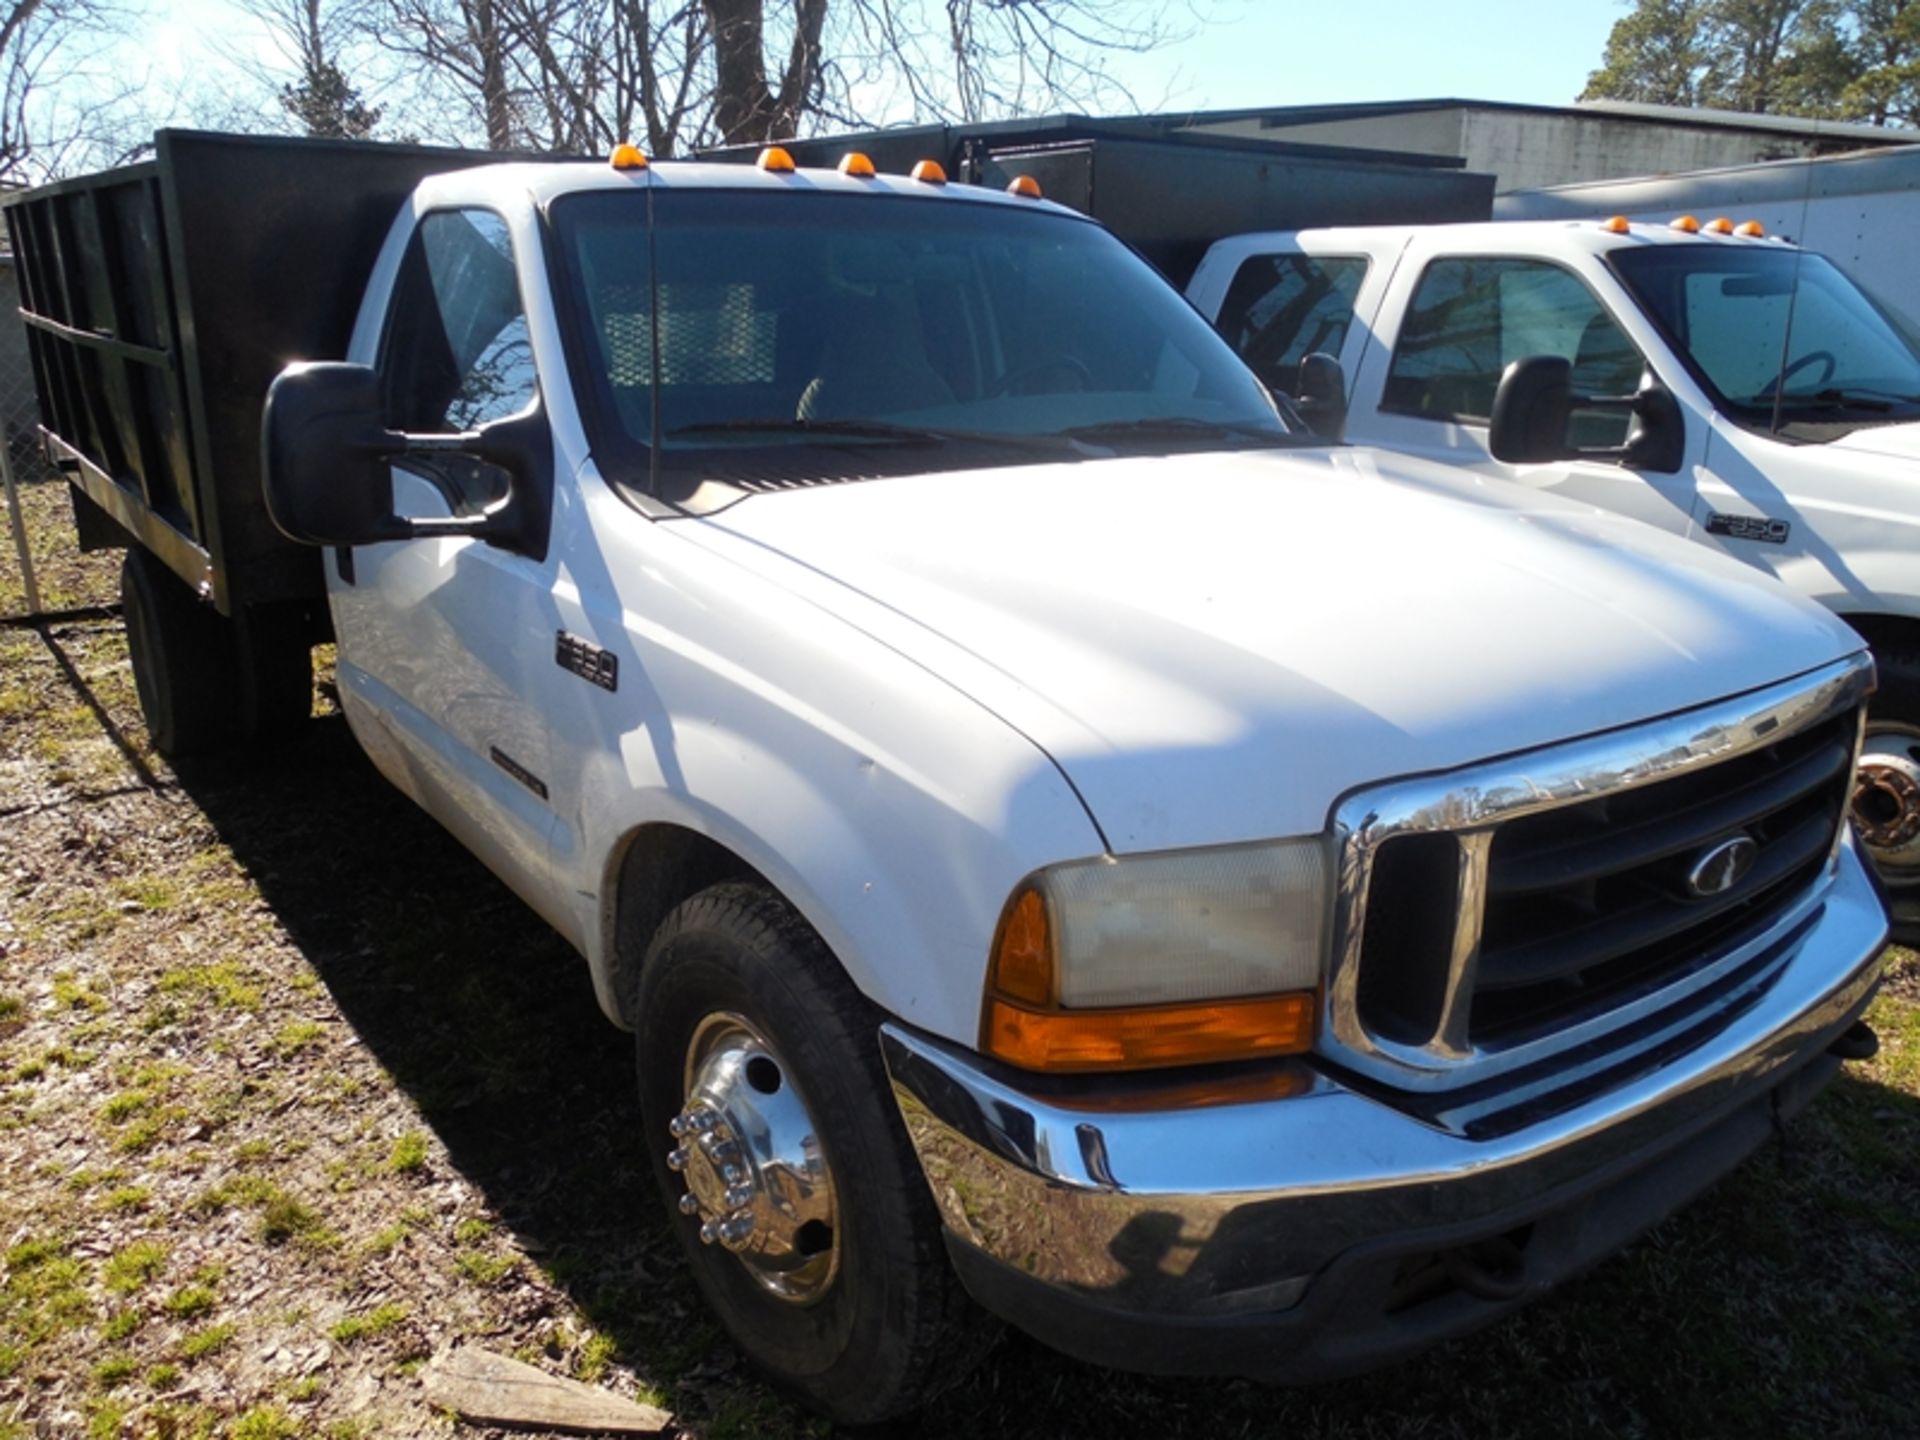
980;837;1331;1073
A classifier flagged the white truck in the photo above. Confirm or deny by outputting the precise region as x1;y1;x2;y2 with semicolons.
1189;218;1920;942
7;133;1891;1422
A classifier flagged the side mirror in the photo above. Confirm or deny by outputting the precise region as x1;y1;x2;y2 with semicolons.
261;362;552;558
1488;355;1684;474
1296;352;1348;440
261;362;409;547
1488;356;1574;464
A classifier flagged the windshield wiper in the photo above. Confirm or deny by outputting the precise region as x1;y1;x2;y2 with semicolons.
1056;416;1299;446
667;417;1082;454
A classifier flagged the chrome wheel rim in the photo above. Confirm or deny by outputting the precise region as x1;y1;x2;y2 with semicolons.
1853;723;1920;883
666;1012;839;1305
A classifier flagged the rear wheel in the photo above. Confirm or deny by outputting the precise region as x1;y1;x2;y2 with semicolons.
120;549;241;757
634;882;996;1423
1853;645;1920;944
120;551;312;758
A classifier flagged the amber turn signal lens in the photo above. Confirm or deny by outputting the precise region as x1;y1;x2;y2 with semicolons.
1006;174;1043;199
1706;216;1734;234
1602;215;1630;234
609;143;648;171
1736;219;1767;237
911;159;948;184
838;152;877;177
1671;214;1701;232
983;991;1316;1073
987;887;1053;1007
757;146;797;173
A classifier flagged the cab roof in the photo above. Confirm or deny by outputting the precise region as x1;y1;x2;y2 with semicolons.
1275;217;1801;255
421;155;1076;217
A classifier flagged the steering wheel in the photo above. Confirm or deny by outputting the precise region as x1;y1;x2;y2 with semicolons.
986;356;1095;398
1761;349;1837;397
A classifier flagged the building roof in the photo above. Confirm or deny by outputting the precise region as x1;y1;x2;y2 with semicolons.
1159;96;1914;146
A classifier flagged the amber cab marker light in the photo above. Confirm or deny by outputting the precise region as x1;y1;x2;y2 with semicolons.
1671;214;1701;232
1706;216;1734;234
757;146;797;173
609;143;648;171
838;152;877;178
1736;219;1767;237
1601;215;1630;234
911;159;948;184
1007;174;1043;199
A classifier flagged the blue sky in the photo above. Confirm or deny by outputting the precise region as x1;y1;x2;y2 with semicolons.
1108;1;1628;113
138;0;1631;131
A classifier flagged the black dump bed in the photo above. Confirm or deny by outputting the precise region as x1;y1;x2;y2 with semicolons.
2;130;508;615
709;117;1496;286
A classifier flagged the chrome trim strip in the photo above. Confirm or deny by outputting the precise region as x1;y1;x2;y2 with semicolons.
1326;652;1874;1093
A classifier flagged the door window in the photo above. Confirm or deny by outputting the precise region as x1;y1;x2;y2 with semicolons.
1214;253;1369;392
1384;258;1640;445
380;209;536;509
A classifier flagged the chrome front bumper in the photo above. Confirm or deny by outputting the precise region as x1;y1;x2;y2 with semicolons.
880;837;1888;1379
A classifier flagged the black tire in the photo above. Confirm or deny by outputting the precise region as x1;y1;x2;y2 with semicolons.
634;882;997;1423
234;601;315;745
120;549;242;757
1859;644;1920;946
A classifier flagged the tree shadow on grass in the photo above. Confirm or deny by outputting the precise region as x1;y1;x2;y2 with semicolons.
162;715;1920;1440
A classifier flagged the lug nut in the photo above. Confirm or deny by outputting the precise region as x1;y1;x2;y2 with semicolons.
718;1214;755;1247
698;1220;720;1245
721;1162;745;1185
724;1184;754;1209
677;1193;701;1216
668;1114;691;1138
666;1146;689;1172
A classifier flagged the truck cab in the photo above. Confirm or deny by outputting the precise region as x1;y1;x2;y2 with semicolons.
1189;219;1920;935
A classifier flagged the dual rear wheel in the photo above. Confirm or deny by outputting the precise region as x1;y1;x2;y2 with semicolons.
120;549;312;757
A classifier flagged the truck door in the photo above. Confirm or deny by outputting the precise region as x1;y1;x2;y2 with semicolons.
1348;248;1705;536
1191;233;1400;429
328;206;561;913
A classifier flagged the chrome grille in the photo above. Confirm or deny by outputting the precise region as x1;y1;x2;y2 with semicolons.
1325;654;1873;1095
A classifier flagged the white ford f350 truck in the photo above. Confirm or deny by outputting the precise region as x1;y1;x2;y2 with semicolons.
7;134;1891;1422
1188;219;1920;940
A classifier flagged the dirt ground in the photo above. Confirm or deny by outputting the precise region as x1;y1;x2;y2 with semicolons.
2;473;1917;1440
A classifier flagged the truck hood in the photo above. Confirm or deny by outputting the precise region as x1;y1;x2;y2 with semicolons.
690;446;1858;852
1825;420;1920;462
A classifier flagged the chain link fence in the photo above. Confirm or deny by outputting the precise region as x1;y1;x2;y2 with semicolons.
0;252;115;623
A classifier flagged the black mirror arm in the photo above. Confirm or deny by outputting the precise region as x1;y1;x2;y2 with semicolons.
1555;385;1686;473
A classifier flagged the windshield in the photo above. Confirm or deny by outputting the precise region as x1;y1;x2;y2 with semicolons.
549;188;1297;493
1609;244;1920;436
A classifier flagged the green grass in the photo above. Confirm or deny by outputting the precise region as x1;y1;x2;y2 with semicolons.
229;1405;298;1440
101;1239;167;1295
179;1321;236;1362
163;1284;217;1320
327;1302;407;1346
385;1130;428;1173
157;961;261;1012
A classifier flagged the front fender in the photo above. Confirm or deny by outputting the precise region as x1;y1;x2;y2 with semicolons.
548;478;1104;1047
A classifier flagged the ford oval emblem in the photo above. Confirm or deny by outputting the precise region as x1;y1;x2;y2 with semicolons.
1686;835;1759;898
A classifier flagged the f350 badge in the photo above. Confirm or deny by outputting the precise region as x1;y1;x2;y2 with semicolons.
556;630;619;691
1705;511;1791;545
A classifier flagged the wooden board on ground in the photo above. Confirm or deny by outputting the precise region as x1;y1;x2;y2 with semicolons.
423;1346;673;1434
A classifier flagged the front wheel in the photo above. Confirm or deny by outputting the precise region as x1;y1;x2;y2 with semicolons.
633;882;996;1423
1852;645;1920;944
